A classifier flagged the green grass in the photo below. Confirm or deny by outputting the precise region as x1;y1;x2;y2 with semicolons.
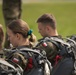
0;2;76;39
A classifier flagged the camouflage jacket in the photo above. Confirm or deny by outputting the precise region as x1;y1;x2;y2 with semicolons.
5;46;33;71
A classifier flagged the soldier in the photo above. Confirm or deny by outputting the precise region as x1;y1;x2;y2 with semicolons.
2;0;22;48
35;13;74;75
36;13;60;59
6;19;37;74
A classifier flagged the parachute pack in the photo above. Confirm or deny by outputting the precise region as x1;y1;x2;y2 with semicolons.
1;47;52;75
35;35;76;75
17;48;52;75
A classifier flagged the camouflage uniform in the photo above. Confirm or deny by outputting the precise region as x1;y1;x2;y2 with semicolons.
10;51;28;70
2;0;22;48
35;36;62;62
5;46;32;71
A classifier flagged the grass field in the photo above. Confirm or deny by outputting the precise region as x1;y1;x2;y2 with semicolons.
0;2;76;39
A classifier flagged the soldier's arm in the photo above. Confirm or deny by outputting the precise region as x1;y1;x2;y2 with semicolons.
11;53;28;70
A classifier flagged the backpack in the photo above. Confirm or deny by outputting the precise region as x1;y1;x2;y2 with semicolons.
35;36;76;75
3;47;52;75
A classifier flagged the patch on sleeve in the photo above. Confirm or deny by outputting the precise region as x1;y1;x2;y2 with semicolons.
12;58;19;63
42;42;47;47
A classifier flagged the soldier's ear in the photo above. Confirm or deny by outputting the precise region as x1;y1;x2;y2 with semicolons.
16;33;21;39
46;25;50;31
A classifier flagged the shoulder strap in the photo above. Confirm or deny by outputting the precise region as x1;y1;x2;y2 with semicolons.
45;37;70;46
17;48;46;58
43;37;70;56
